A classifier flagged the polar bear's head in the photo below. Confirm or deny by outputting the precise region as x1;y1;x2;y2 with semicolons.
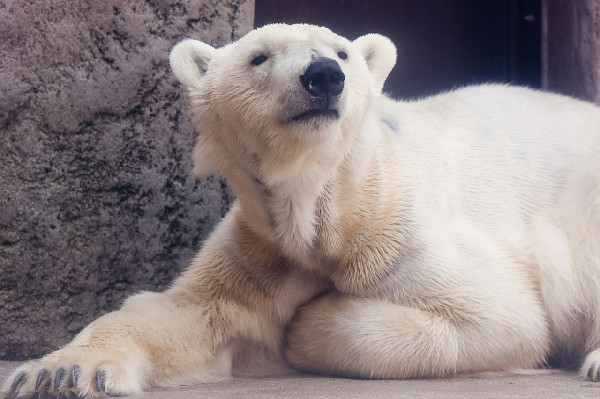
170;24;396;185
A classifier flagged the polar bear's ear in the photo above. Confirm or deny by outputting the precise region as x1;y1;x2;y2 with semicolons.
353;34;397;92
170;39;216;88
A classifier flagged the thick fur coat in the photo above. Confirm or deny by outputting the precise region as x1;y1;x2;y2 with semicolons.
4;23;600;398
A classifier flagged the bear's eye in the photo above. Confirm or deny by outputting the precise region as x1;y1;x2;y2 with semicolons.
251;54;268;66
337;51;348;60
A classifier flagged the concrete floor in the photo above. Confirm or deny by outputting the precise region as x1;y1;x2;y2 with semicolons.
2;361;600;398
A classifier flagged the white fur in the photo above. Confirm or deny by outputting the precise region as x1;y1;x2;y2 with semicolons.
169;39;215;89
4;23;600;398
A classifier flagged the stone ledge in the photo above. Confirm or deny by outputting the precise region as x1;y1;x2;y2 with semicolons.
1;361;599;399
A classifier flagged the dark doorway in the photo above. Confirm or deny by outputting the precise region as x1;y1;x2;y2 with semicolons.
255;0;541;100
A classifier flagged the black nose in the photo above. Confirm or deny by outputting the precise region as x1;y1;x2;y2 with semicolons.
300;58;345;98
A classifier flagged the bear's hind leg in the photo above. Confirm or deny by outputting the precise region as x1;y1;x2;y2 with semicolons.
582;349;600;381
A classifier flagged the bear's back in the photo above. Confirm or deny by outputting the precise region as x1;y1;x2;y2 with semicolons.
379;84;600;233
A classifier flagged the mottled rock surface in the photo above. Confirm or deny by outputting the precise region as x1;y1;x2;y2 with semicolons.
546;0;600;104
0;0;253;360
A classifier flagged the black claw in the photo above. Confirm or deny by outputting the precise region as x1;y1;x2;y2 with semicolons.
588;363;596;380
35;369;48;391
54;368;66;392
10;371;26;391
70;365;81;388
96;370;106;392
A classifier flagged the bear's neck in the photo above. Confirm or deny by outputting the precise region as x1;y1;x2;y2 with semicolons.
234;116;383;267
237;146;345;261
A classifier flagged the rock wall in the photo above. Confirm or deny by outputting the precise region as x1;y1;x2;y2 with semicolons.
546;0;600;103
0;0;253;360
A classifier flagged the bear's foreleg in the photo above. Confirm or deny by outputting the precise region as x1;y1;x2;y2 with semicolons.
286;290;550;379
2;291;233;398
3;214;324;398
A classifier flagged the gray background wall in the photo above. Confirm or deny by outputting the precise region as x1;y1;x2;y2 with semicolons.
545;0;600;104
0;0;251;360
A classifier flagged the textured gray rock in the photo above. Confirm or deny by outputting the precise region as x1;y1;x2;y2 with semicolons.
546;0;600;104
0;0;253;360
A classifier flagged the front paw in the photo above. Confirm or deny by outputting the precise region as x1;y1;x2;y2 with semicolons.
2;346;150;398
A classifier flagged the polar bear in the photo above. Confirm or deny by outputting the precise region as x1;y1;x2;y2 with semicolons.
4;23;600;398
